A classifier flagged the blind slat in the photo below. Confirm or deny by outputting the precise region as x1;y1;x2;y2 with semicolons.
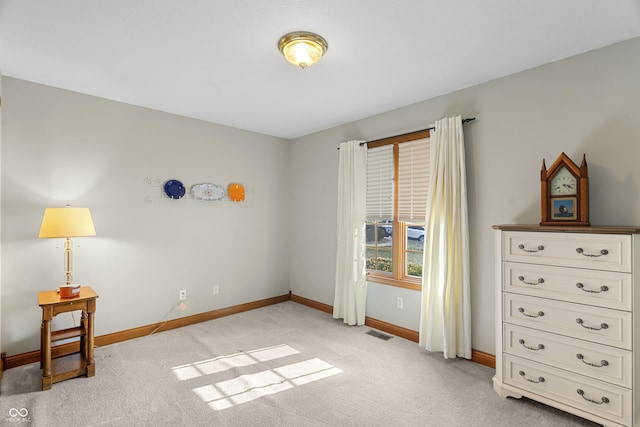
366;145;393;220
398;138;430;222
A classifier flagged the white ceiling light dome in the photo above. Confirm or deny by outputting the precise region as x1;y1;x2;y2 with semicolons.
278;31;328;69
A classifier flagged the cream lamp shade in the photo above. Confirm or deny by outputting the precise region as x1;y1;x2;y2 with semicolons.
39;207;96;238
39;206;96;289
278;31;328;69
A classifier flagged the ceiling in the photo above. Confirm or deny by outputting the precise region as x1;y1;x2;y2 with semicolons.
1;1;639;139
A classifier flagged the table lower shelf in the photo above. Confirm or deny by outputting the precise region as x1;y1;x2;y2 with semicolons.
43;352;94;390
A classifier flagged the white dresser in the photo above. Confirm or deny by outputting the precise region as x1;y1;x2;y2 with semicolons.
493;225;640;427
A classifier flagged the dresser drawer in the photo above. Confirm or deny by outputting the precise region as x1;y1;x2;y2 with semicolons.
504;324;632;388
503;354;631;426
503;232;631;272
504;262;632;311
504;293;632;349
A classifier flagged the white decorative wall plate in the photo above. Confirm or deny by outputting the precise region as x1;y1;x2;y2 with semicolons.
191;183;226;201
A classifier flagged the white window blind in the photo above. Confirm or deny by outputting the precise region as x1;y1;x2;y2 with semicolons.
397;138;430;222
366;145;394;220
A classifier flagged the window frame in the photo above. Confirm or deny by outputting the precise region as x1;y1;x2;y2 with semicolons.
366;129;430;291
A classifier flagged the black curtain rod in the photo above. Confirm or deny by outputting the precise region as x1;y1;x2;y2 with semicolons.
337;117;476;149
362;117;476;146
427;117;476;131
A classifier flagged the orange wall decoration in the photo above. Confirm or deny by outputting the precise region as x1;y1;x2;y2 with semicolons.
228;183;245;202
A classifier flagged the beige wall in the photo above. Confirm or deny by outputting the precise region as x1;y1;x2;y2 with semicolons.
289;36;640;354
0;69;3;360
1;79;291;355
2;36;639;358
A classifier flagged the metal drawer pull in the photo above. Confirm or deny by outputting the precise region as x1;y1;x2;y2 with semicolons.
518;339;544;351
518;307;544;318
576;389;610;404
518;244;544;253
519;370;545;383
575;283;609;293
576;354;609;367
576;318;608;330
518;276;544;286
575;248;609;257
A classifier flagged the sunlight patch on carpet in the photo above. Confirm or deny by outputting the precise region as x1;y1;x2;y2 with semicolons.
193;357;342;411
172;344;300;381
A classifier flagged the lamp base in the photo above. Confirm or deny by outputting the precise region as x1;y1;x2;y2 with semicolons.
58;284;81;298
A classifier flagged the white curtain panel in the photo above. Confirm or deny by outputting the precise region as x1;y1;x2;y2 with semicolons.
419;116;471;359
333;140;368;325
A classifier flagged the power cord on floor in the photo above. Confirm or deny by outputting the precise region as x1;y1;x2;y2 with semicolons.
66;299;187;348
147;302;188;336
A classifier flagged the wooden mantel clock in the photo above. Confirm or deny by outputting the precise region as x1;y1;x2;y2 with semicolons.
540;152;589;226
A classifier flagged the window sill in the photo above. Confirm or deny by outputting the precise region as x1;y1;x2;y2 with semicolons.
366;273;422;291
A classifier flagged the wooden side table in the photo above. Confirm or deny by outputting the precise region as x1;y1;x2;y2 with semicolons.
38;286;98;391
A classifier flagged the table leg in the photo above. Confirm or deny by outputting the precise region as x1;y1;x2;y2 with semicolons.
40;322;44;369
41;319;52;391
80;311;87;362
86;310;95;377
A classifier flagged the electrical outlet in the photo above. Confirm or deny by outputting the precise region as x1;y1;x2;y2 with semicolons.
396;296;404;309
213;285;220;295
179;290;187;300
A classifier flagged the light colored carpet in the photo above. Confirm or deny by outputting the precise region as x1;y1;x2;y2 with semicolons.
1;301;598;426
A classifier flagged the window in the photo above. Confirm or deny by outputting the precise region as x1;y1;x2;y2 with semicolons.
365;130;430;290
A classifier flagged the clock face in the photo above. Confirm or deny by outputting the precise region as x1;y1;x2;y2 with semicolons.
551;167;577;196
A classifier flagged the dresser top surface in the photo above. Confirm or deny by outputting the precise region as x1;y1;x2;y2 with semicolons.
492;224;640;234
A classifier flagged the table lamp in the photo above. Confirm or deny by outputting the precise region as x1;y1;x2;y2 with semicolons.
39;206;96;298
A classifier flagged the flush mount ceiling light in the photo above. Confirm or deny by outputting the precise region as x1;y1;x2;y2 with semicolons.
278;31;328;69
